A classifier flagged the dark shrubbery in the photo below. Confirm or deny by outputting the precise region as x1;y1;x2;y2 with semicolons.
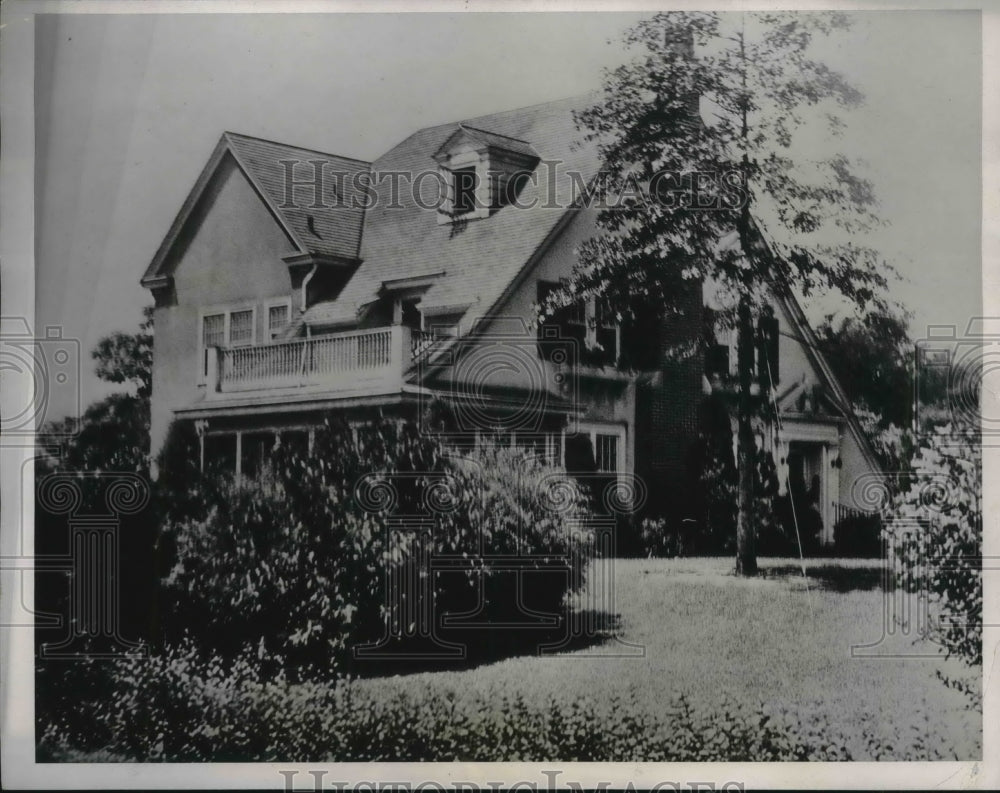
38;640;857;762
635;517;681;558
833;512;883;558
155;416;593;677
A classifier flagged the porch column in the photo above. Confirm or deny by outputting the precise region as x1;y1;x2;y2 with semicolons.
194;419;208;472
821;443;834;545
235;431;243;479
774;439;790;497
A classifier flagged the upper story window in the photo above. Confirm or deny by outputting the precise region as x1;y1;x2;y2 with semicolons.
452;167;478;216
702;305;780;388
229;309;254;347
594;298;620;366
267;300;291;341
537;281;618;367
433;125;539;224
198;303;257;381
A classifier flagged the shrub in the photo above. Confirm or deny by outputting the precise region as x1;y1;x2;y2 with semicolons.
156;417;593;676
833;511;883;558
39;641;859;762
636;517;680;558
886;420;982;707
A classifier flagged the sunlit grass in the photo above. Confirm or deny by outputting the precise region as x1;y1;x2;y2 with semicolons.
357;557;981;760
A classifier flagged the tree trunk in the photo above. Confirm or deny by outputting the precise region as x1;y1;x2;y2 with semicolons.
735;296;758;576
734;17;757;576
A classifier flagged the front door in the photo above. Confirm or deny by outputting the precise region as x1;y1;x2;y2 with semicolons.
786;442;825;550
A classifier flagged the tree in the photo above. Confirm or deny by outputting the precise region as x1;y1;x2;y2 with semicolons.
543;12;895;575
814;311;913;428
39;306;154;473
91;305;154;401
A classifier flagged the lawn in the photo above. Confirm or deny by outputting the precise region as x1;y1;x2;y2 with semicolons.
352;556;981;760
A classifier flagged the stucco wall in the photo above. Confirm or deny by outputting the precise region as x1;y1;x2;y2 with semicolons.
837;424;877;510
149;152;298;458
451;208;639;475
773;298;820;392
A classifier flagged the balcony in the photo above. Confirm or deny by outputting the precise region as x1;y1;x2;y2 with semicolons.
204;325;441;397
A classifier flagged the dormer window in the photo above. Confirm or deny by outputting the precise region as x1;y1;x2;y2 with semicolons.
452;167;478;216
434;124;539;224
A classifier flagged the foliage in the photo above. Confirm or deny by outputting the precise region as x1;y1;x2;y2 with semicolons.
682;396;782;555
540;11;895;575
90;305;154;401
39;557;978;762
546;11;893;335
39;640;857;762
38;305;155;475
156;416;593;676
832;511;883;559
636;517;680;558
853;404;915;482
37;392;150;475
815;312;914;428
887;420;981;705
35;309;159;748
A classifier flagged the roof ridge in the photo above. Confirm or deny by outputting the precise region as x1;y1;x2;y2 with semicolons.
223;131;371;166
458;124;533;145
460;92;596;127
402;92;595;144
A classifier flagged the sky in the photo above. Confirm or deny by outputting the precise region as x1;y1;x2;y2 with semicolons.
34;9;982;423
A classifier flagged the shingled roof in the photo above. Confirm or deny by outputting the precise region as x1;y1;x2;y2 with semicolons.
302;94;601;329
140;132;370;288
225;133;369;261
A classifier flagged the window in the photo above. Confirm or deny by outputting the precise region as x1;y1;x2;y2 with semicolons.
573;422;625;476
230;309;254;347
537;280;587;362
199;304;257;381
476;430;565;467
594;433;619;474
570;422;626;514
593;298;619;367
400;298;422;330
268;303;290;341
202;313;225;379
703;308;736;379
452;167;478;216
537;281;619;366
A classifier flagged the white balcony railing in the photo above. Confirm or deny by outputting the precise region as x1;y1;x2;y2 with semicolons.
205;325;423;395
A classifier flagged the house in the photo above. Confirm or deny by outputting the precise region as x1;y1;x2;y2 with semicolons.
141;95;881;547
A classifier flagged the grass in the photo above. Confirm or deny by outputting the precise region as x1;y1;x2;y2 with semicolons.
350;556;981;760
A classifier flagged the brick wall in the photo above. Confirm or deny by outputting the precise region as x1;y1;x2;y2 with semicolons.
634;280;705;517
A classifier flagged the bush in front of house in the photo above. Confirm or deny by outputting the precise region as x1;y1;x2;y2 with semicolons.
39;639;859;762
155;416;593;677
886;419;982;708
634;516;681;558
833;511;883;558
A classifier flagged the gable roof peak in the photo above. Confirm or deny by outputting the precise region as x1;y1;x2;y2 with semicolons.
433;123;540;163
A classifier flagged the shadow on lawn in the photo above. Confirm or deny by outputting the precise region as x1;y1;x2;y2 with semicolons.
764;563;889;592
348;608;624;679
